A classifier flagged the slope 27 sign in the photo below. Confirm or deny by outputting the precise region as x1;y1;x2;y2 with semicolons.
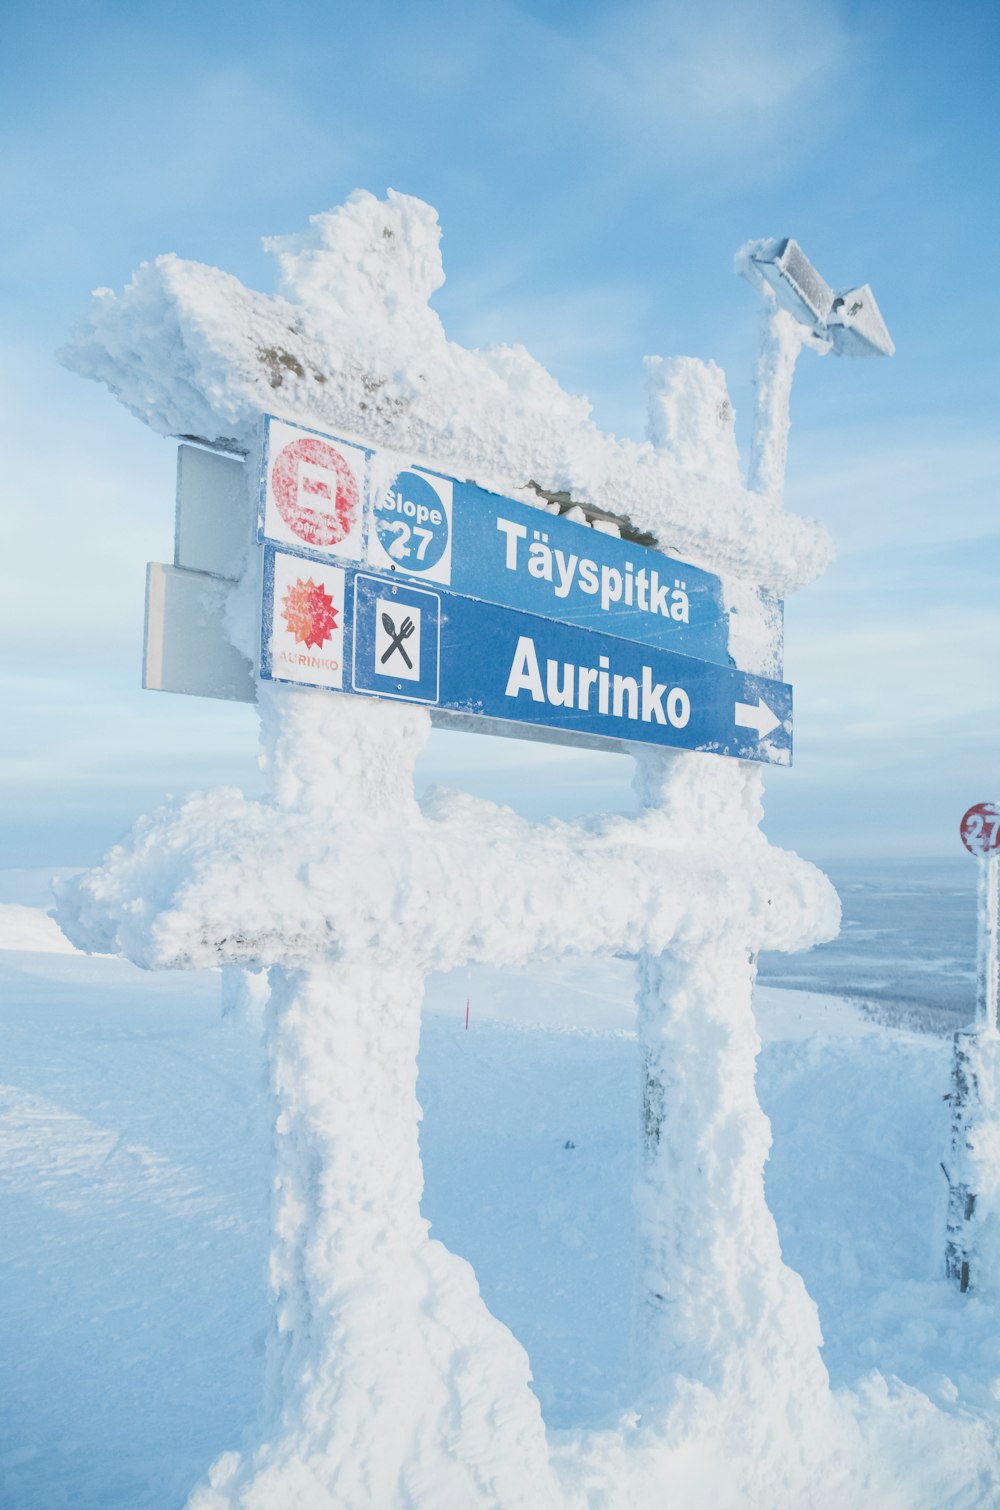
256;416;792;763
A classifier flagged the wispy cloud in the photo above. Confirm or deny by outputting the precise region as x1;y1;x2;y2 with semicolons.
788;426;1000;554
584;0;849;136
499;0;855;188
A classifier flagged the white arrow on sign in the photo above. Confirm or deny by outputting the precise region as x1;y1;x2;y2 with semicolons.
735;698;782;740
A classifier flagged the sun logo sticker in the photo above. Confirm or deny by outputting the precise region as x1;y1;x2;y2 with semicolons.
281;576;339;648
269;553;346;690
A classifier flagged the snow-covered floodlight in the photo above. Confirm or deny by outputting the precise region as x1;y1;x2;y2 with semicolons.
738;236;895;504
748;238;835;331
747;237;894;359
827;284;895;360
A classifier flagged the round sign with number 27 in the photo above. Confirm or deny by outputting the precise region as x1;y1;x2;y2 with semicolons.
960;803;1000;857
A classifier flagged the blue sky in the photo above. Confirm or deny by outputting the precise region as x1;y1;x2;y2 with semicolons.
2;0;998;867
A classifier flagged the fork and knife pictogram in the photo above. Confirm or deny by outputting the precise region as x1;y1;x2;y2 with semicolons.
380;611;416;670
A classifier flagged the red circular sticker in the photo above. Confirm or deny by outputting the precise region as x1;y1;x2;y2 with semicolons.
271;437;359;547
960;803;1000;857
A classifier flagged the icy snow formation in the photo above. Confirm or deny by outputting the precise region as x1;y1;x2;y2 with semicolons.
59;693;844;1509
63;189;831;596
735;239;833;509
59;694;832;976
57;190;950;1508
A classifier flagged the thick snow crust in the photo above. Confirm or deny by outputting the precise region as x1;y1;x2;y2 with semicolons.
55;691;841;1507
57;693;834;975
62;190;831;595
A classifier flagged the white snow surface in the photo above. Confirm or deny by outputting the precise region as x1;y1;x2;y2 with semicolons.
3;903;1000;1508
61;189;831;595
0;902;79;954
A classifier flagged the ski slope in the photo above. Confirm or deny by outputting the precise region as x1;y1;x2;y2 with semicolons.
2;888;998;1509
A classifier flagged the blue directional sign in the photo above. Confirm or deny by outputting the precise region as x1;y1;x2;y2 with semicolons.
258;414;783;675
260;545;792;766
368;470;752;670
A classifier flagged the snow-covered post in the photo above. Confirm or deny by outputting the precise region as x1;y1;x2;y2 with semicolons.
185;687;561;1508
255;687;429;1417
630;272;891;1413
629;748;829;1413
977;848;1000;1037
747;300;812;507
945;805;1000;1293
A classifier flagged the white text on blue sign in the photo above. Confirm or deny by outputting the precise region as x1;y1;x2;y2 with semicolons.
260;545;792;766
256;414;783;674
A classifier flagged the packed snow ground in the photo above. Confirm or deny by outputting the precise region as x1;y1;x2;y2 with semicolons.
2;882;999;1509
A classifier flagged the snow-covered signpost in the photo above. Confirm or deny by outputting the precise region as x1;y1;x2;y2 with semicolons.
627;236;894;1421
945;802;1000;1293
56;194;890;1505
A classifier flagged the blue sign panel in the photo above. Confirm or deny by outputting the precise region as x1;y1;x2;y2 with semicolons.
261;545;792;767
257;415;782;674
352;575;441;704
372;471;451;574
366;470;747;670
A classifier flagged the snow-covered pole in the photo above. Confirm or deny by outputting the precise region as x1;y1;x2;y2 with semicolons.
629;367;802;1412
945;804;1000;1293
631;249;893;1414
186;687;563;1509
629;750;830;1411
738;237;895;508
977;850;1000;1036
746;301;812;506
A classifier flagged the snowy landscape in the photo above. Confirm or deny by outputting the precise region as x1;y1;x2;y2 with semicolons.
3;861;999;1507
4;5;999;1507
1;184;996;1502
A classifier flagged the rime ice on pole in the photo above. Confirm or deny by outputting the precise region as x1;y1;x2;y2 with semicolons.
945;803;1000;1293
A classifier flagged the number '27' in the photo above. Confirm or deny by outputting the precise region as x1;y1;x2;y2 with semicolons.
966;812;1000;847
383;521;434;562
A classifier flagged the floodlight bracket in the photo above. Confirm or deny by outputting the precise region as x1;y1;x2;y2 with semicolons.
742;237;894;359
